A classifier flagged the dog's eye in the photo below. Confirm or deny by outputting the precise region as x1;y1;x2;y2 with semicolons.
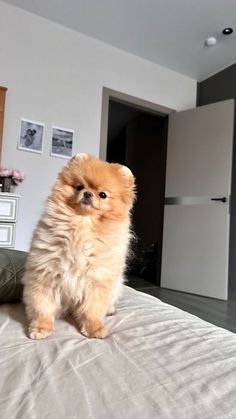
99;192;107;199
76;185;84;192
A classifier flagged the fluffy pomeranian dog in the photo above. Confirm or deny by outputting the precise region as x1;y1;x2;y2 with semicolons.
23;154;135;340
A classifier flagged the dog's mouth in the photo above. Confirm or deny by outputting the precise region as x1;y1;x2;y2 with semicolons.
80;198;100;211
80;191;95;208
81;197;92;206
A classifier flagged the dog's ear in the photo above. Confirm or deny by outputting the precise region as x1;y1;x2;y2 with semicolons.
68;155;76;165
110;163;136;205
119;165;133;179
118;164;135;188
69;153;88;162
109;163;135;185
68;153;90;166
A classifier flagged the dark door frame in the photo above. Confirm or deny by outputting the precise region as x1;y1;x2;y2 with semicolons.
100;87;174;285
99;87;174;160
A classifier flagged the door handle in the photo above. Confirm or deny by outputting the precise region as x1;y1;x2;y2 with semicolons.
211;197;227;203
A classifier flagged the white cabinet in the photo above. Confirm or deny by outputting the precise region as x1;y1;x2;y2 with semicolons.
0;193;20;248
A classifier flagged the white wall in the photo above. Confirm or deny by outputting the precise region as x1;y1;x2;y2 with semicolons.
0;1;197;251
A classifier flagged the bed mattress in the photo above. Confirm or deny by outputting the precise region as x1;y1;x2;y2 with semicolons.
1;286;236;419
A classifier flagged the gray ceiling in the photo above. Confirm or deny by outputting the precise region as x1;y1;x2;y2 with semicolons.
2;0;236;81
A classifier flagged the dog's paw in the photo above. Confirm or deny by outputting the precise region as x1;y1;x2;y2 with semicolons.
28;326;53;340
106;305;116;316
81;322;109;339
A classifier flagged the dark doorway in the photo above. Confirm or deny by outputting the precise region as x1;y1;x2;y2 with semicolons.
106;99;168;286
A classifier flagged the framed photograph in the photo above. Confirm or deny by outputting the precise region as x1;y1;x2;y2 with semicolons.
50;126;74;159
18;118;44;154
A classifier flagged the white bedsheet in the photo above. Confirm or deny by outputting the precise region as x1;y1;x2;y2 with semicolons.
1;286;236;419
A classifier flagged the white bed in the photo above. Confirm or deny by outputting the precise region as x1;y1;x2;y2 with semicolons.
1;286;236;418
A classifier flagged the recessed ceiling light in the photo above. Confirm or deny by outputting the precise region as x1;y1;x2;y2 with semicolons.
205;37;217;47
222;27;233;35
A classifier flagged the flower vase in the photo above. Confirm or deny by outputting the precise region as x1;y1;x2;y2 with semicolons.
0;176;12;193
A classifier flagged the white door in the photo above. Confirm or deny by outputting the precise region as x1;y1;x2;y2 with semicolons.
161;99;234;300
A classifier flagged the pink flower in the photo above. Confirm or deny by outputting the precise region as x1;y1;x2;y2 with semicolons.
12;169;25;182
0;168;13;177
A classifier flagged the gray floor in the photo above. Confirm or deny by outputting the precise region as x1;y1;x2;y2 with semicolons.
128;277;236;334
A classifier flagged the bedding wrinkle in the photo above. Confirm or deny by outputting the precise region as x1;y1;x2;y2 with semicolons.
112;336;153;378
0;346;32;364
108;310;134;333
74;350;109;369
16;344;38;419
55;340;94;419
0;316;9;336
112;336;162;397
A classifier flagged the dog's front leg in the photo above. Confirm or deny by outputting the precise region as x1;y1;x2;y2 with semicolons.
74;284;111;339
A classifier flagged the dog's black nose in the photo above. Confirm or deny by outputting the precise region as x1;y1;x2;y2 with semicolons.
83;191;93;199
